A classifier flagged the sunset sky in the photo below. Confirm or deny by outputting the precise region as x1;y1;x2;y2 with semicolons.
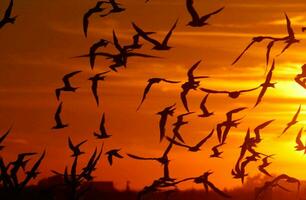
1;0;306;191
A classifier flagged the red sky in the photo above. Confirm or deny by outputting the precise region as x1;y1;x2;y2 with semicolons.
1;0;306;191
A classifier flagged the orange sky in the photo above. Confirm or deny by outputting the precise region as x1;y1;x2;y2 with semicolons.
1;0;306;191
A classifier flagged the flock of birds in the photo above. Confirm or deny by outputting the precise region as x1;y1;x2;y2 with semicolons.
1;0;306;199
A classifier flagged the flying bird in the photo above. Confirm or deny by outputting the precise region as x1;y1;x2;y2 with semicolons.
52;102;68;129
254;60;276;107
156;104;176;142
0;0;17;29
83;1;108;37
55;71;82;100
166;129;214;152
200;86;260;99
88;71;110;106
278;13;300;55
132;19;178;50
210;143;223;158
186;0;224;27
94;113;112;139
172;112;194;143
88;39;110;69
295;128;306;153
198;94;213;117
106;149;123;165
180;60;209;112
106;0;126;14
137;78;180;110
258;155;273;177
280;105;301;137
254;120;274;143
68;137;87;157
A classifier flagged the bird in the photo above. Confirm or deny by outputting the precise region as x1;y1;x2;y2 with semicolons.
68;137;87;157
166;129;214;152
23;151;46;181
198;94;213;117
254;59;276;107
217;107;247;144
88;39;110;69
258;155;273;177
88;71;110;106
132;19;178;50
94;113;112;139
200;86;261;99
295;64;306;89
156;104;176;142
0;0;17;29
280;105;301;137
52;102;68;129
278;13;300;56
254;120;274;143
137;78;180;110
106;149;123;165
180;60;209;112
83;1;108;37
123;32;155;51
295;128;306;153
55;71;82;100
0;127;11;151
186;0;224;27
172;112;194;143
210;143;223;158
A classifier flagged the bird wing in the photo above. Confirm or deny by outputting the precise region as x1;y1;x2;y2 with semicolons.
161;79;181;84
137;80;155;111
254;120;274;142
195;129;214;149
54;102;63;125
127;154;156;161
132;23;161;46
91;79;99;106
285;13;294;38
4;0;14;18
166;136;190;149
295;128;304;149
68;137;75;151
112;30;123;52
162;19;178;46
62;71;81;87
232;40;256;65
186;0;200;22
207;181;231;198
266;40;275;67
187;60;202;81
200;7;224;22
180;87;190;112
0;127;11;144
239;85;261;93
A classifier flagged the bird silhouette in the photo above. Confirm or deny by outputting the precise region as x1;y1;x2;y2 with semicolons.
198;94;213;117
88;71;110;106
217;107;246;144
200;85;260;99
258;155;273;177
166;129;214;152
83;1;108;37
255;174;300;200
295;128;306;153
94;113;112;139
280;105;301;137
52;102;68;129
210;143;223;158
89;39;110;69
172;112;194;143
254;60;276;107
106;149;123;165
157;104;176;142
55;71;82;100
132;19;178;50
23;151;46;182
123;32;155;51
68;137;87;157
186;0;224;27
278;13;300;56
181;60;209;112
0;0;17;29
254;120;274;143
0;127;11;151
295;64;306;89
137;78;180;111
